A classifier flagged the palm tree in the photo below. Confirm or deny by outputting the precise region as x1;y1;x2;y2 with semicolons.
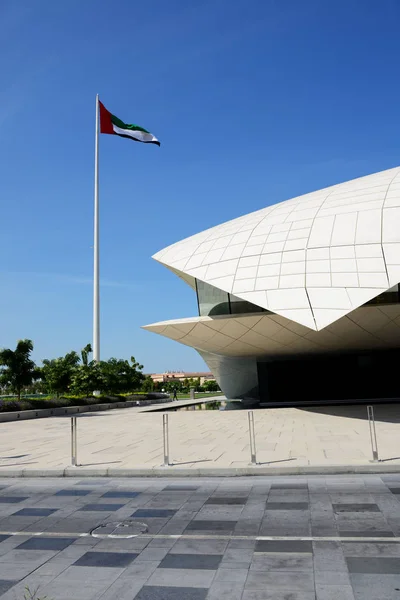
0;340;39;400
80;344;92;367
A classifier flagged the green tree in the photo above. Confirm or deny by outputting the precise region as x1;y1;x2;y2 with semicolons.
80;344;92;366
203;380;220;392
99;356;144;395
0;339;40;400
70;344;102;396
141;376;154;393
41;351;80;397
70;363;104;397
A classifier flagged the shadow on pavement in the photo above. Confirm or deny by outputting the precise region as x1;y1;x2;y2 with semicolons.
77;460;122;467
171;459;213;466
257;457;297;466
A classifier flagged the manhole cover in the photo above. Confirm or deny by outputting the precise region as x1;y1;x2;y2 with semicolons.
91;520;148;538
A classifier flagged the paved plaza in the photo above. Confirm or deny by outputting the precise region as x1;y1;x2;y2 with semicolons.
0;476;397;599
0;403;399;473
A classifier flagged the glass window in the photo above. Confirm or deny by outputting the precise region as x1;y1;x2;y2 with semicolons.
196;280;230;316
229;293;267;315
364;285;400;306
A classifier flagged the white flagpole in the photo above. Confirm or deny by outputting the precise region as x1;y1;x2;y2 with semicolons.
93;94;100;362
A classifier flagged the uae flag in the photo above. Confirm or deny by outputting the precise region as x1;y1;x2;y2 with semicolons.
99;101;160;146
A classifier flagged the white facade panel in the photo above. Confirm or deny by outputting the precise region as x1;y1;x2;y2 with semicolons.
152;165;400;332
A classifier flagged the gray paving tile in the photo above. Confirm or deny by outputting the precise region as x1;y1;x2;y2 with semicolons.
315;571;351;585
134;586;208;600
242;592;315;600
221;548;254;563
342;542;400;557
133;509;177;518
76;480;108;485
93;577;144;600
0;497;27;503
0;560;50;581
255;540;312;553
246;570;315;592
13;508;57;517
102;491;141;498
120;559;160;579
266;503;309;510
135;547;168;562
74;551;138;567
214;568;248;584
170;540;228;555
339;531;394;537
251;553;313;572
79;503;124;511
54;490;92;497
146;568;215;588
220;560;251;570
207;581;245;599
315;584;354;600
185;520;236;532
205;497;246;505
159;553;222;570
347;556;400;574
332;504;380;513
350;573;400;600
228;539;256;550
271;483;308;489
312;541;347;572
16;537;75;551
0;581;18;595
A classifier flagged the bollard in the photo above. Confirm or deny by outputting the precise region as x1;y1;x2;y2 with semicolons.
248;411;257;465
189;387;195;400
71;417;78;467
367;405;379;462
163;414;170;466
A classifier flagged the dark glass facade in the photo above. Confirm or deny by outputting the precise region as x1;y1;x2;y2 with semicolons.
365;284;400;305
257;349;400;403
196;280;400;317
196;279;269;317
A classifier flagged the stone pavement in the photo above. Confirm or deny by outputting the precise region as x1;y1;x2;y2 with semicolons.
0;475;398;599
0;403;399;473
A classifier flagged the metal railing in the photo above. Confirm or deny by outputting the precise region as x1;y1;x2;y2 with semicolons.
367;405;379;462
71;417;78;466
67;404;381;468
248;411;258;465
162;414;170;467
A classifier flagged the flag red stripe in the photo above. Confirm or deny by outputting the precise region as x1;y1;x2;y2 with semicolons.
99;100;115;135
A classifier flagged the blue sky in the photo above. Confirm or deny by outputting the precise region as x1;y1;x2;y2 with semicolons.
1;0;400;372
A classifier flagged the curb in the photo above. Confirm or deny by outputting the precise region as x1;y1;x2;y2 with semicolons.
0;464;399;478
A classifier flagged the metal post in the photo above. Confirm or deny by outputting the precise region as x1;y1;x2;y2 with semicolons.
248;411;257;465
93;93;100;363
71;417;78;467
163;414;170;466
367;405;379;462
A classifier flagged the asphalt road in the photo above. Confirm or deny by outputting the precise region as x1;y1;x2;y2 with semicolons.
0;475;398;599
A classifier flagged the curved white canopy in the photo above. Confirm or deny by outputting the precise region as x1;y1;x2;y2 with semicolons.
153;166;400;330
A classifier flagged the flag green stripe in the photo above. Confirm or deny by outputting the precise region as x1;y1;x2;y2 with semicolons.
110;113;150;134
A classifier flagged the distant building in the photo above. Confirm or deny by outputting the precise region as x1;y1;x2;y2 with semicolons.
147;371;216;385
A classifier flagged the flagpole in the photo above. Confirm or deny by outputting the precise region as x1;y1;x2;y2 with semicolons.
93;94;100;362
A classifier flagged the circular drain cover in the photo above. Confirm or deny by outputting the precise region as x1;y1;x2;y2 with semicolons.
91;520;148;538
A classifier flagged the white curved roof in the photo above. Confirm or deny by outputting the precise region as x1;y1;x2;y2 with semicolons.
153;166;400;330
143;304;400;357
